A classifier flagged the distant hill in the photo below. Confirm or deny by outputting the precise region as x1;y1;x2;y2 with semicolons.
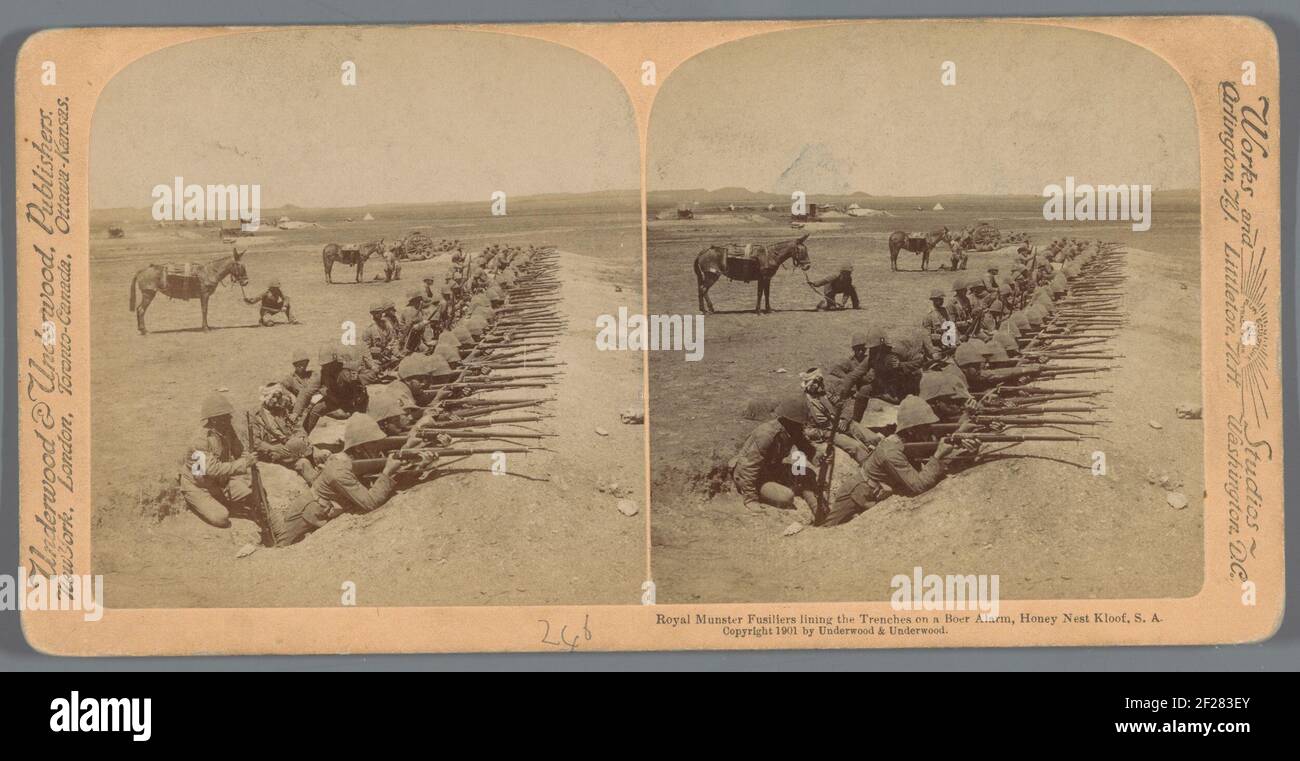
648;187;1200;214
91;188;641;225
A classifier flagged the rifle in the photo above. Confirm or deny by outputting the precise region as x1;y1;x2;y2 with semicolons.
245;411;272;545
352;446;531;476
813;395;852;525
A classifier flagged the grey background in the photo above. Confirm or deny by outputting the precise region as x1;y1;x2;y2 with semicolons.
1;0;1295;671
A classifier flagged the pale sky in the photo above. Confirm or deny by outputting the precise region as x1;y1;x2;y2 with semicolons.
648;22;1200;196
91;28;639;209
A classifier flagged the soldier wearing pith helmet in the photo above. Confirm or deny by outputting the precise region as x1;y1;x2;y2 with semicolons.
267;413;410;547
730;396;821;515
178;392;256;528
821;395;961;527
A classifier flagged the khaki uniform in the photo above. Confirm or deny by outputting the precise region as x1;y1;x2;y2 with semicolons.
280;368;315;400
810;271;860;310
730;419;817;507
921;306;954;348
251;407;319;482
823;435;950;525
383;249;402;281
179;425;252;527
294;366;369;432
268;454;396;547
805;393;879;463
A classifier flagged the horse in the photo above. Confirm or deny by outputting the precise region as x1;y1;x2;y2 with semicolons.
693;234;812;314
887;226;951;271
322;238;384;284
129;246;249;334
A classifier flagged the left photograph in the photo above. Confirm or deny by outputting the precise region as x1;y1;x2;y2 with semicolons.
88;28;646;607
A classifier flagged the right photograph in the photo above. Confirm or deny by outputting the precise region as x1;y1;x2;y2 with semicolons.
647;21;1204;604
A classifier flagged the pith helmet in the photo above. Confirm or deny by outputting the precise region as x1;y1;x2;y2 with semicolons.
200;392;234;422
406;289;425;304
840;263;854;272
851;332;869;349
342;413;386;452
382;298;397;312
397;353;431;380
993;330;1020;353
369;301;386;314
895;395;939;434
929;288;946;300
955;340;987;367
920;371;967;402
337;345;363;370
318;342;341;365
268;278;282;289
291;349;310;364
434;340;460;365
774;396;810;426
366;391;406;423
426;354;455;379
953;277;968;291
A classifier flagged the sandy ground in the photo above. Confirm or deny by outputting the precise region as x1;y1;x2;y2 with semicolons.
91;207;647;608
648;208;1204;604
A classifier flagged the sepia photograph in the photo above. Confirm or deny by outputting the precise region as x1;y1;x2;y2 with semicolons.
11;12;1283;659
646;22;1207;604
86;28;646;607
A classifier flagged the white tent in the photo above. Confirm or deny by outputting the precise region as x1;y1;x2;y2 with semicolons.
362;212;375;221
932;203;945;211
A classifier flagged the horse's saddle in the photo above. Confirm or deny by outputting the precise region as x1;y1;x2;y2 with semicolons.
907;233;929;244
723;244;766;281
158;263;204;298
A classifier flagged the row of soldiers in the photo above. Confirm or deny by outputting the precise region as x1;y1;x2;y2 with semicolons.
732;238;1121;527
177;242;557;547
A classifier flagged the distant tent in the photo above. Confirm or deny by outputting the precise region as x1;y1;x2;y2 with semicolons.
362;212;375;221
932;203;945;211
847;203;860;210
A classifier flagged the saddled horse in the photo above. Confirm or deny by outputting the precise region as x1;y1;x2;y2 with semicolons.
887;227;951;271
322;238;384;284
693;234;812;314
129;246;249;334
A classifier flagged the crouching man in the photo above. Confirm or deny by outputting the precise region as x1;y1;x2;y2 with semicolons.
180;393;256;528
730;396;821;514
251;383;326;483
